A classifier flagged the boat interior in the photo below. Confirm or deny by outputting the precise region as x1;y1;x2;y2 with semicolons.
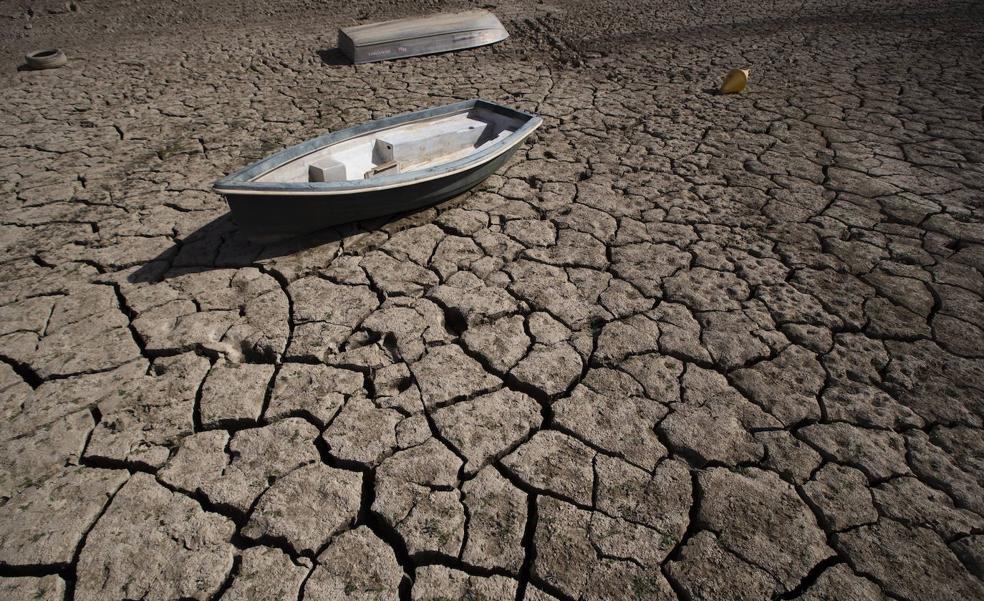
256;106;526;184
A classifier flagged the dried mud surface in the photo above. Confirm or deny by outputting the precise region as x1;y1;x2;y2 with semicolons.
1;0;983;599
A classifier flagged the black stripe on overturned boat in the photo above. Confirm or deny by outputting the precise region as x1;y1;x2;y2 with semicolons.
213;99;542;241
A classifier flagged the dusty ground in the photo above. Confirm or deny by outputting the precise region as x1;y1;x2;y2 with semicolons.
1;0;983;599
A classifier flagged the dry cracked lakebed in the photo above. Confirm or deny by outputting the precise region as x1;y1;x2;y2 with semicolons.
0;0;983;599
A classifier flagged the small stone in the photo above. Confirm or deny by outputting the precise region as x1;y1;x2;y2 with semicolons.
242;463;361;555
199;362;274;428
803;464;878;531
305;526;404;600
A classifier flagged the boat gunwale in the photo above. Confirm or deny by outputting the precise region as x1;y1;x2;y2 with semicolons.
213;99;541;197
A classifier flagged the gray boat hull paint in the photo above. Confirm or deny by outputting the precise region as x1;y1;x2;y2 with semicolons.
225;146;518;241
214;100;541;241
339;10;508;64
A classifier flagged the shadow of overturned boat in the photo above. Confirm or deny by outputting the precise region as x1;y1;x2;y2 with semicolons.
315;48;350;66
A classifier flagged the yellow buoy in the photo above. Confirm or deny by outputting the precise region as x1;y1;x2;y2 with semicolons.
720;68;750;94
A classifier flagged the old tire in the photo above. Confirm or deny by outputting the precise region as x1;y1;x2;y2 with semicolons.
25;49;67;70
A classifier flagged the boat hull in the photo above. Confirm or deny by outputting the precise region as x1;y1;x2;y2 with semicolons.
223;143;518;241
339;10;508;64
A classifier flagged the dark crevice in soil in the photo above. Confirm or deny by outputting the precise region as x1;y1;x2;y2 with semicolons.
777;555;843;599
514;493;538;601
0;353;42;389
355;468;415;601
661;466;703;594
208;553;242;601
109;282;149;357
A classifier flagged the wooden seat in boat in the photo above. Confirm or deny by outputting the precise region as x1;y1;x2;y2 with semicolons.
308;157;347;183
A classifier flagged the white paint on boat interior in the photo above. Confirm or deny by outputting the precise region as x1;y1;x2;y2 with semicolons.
255;107;523;184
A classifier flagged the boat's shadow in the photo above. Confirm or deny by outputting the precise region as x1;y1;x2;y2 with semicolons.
127;206;433;284
316;48;351;66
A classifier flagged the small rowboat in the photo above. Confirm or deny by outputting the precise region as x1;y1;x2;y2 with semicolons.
214;100;542;240
339;10;509;64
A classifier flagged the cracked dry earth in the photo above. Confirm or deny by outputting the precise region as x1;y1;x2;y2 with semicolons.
2;0;984;600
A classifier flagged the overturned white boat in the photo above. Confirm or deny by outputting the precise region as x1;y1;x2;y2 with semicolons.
338;10;509;64
213;99;542;240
